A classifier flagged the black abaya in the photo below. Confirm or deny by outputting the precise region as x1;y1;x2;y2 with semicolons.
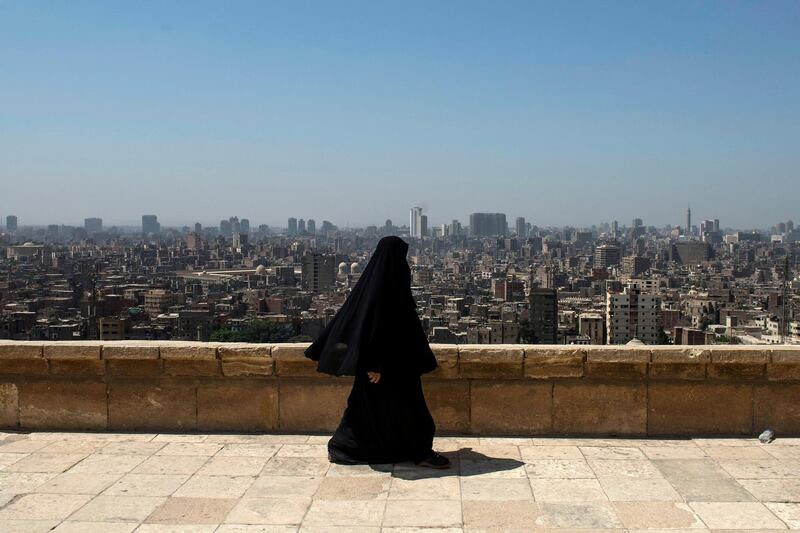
304;236;438;464
328;369;435;464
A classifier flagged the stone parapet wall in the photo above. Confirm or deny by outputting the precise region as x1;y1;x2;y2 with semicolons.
1;341;798;436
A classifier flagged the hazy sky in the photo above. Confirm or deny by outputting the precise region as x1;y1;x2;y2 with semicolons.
1;1;798;230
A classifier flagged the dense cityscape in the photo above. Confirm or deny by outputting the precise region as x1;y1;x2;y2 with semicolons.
1;208;797;346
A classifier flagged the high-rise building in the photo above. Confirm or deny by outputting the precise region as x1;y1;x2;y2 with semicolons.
6;215;18;231
194;222;202;234
298;219;306;234
142;215;160;235
578;313;605;344
611;220;619;238
419;215;428;238
606;281;661;344
287;217;298;235
469;213;507;237
301;253;336;292
307;219;316;235
787;220;795;232
515;217;526;238
84;218;103;234
410;207;423;239
448;219;461;238
622;256;651;277
219;219;232;236
671;242;711;264
529;288;558;343
686;206;692;237
595;243;621;268
240;219;250;234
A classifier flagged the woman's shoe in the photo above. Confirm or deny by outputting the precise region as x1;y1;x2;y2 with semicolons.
414;452;452;469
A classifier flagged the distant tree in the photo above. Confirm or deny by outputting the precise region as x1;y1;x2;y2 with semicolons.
209;319;294;343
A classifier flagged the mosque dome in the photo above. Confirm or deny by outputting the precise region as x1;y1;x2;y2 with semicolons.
255;265;267;275
351;262;362;273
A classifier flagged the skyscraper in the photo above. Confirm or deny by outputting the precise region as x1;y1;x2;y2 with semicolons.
307;219;316;235
240;218;250;234
529;288;558;343
515;217;526;238
287;217;298;235
595;243;621;268
6;215;18;231
142;215;160;235
686;205;692;237
298;219;306;234
469;213;507;237
84;218;103;234
409;207;423;239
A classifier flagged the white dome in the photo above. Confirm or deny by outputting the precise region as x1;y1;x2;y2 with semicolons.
350;262;362;273
255;265;267;275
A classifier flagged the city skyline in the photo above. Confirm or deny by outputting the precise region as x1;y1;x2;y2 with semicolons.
0;209;795;233
2;1;799;227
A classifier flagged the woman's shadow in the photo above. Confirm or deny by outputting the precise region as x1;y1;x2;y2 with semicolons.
381;447;525;480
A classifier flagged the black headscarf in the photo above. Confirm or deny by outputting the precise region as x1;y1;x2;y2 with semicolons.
304;236;437;377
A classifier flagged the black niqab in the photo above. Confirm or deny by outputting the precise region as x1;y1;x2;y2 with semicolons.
305;236;437;377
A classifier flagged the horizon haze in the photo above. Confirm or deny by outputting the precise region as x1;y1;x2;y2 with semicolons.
1;1;799;229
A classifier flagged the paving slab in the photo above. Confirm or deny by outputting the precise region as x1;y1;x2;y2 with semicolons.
0;432;797;531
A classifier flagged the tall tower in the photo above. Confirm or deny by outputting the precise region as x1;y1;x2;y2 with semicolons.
409;207;423;239
686;205;692;237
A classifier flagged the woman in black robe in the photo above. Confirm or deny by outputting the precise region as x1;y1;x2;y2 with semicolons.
304;236;451;468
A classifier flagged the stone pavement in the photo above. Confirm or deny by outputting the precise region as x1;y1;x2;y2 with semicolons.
1;431;799;532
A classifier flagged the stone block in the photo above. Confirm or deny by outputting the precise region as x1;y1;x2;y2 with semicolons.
425;344;459;379
279;379;351;431
106;358;163;378
49;358;105;376
198;382;279;431
19;381;107;430
767;348;800;381
471;381;552;434
553;383;646;436
108;383;196;431
422;380;469;433
273;343;321;377
0;382;19;427
707;363;765;380
524;347;584;379
459;345;524;379
586;346;651;363
770;347;800;364
0;342;43;359
0;358;49;375
218;343;272;359
102;344;160;359
754;384;800;433
163;359;220;377
709;347;769;364
218;344;273;376
43;343;101;359
221;358;273;377
649;363;706;380
585;362;647;379
159;343;218;360
767;363;800;381
648;383;753;435
650;347;710;364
